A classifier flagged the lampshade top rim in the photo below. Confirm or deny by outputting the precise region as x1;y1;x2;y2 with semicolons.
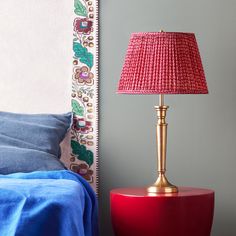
131;32;195;36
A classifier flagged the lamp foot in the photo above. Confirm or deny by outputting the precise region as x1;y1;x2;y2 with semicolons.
147;174;178;194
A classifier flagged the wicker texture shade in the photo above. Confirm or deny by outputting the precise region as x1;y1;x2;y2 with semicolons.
117;32;208;94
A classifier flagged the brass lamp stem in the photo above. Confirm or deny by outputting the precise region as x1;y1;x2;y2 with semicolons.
147;94;178;194
159;94;164;106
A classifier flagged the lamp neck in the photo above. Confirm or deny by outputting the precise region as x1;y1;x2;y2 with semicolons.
159;94;164;106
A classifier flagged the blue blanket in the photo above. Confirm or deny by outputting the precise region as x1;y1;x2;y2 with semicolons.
0;170;98;236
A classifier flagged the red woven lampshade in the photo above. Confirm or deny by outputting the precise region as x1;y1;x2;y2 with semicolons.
117;32;208;94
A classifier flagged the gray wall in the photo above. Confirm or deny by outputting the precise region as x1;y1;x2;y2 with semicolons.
100;0;236;235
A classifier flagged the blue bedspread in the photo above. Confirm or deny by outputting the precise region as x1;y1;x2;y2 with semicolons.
0;170;98;236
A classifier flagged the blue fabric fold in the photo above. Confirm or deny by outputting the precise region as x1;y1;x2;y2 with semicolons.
0;170;99;236
0;112;72;174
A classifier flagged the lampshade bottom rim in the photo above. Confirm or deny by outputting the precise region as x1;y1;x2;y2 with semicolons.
117;90;209;95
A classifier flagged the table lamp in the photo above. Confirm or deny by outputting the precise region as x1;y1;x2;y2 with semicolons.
117;31;208;194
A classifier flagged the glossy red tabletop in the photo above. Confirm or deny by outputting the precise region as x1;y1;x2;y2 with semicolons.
111;187;214;236
111;187;214;197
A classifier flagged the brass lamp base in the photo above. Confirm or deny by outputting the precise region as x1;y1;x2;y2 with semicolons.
147;173;178;193
147;94;178;194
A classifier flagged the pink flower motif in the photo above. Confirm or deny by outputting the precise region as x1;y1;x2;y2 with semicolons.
71;163;93;181
74;66;94;85
74;18;93;34
73;117;92;134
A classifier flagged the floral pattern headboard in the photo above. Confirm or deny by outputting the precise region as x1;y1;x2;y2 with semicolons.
61;0;99;193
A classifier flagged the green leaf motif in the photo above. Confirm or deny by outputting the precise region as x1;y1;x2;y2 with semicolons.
71;140;94;167
73;42;94;68
74;0;87;17
72;99;84;116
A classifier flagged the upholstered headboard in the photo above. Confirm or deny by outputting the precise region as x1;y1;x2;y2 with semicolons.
0;0;99;193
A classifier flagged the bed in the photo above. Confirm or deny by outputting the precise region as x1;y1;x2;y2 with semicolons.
0;171;98;236
0;112;99;236
0;0;99;235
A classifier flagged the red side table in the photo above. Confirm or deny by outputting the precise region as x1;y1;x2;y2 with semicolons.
110;187;214;236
